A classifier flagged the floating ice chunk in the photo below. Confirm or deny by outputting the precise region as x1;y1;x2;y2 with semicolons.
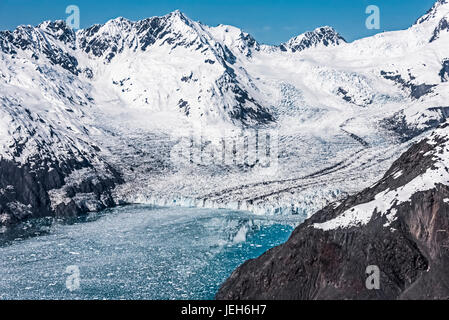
232;225;249;243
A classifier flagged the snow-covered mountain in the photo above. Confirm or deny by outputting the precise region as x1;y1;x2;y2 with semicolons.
280;26;346;52
1;0;449;228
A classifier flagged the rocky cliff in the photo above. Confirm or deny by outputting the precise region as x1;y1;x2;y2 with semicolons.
216;122;449;299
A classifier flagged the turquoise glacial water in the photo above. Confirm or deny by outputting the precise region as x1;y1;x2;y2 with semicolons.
0;205;299;299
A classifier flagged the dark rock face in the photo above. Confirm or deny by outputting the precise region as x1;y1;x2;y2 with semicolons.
0;97;124;228
380;71;436;100
0;155;123;227
430;17;449;42
239;32;259;57
381;107;449;142
216;132;449;300
440;59;449;82
215;71;275;126
336;87;372;107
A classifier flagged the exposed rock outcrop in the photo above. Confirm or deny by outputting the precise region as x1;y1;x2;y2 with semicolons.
217;123;449;300
0;156;123;227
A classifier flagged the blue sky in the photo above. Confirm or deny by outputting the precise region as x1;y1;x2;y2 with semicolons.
0;0;438;44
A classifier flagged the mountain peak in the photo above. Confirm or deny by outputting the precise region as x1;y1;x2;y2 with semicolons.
168;9;184;17
99;11;192;32
413;0;449;42
207;24;259;57
415;0;449;25
108;16;131;23
164;9;192;25
37;20;76;45
102;16;133;31
281;26;346;53
38;19;68;30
